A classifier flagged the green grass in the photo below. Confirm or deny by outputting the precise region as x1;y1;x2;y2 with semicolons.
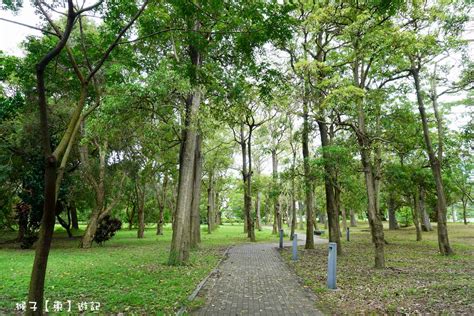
281;222;474;314
0;224;276;314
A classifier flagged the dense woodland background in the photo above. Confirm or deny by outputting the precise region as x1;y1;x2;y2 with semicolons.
0;0;473;313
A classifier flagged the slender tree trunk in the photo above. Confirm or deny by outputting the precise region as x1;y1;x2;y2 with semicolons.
255;192;262;231
289;124;298;240
128;204;135;230
244;212;248;233
28;156;57;313
215;191;221;226
137;183;145;239
27;6;76;308
56;206;72;238
70;202;79;229
419;186;432;231
80;141;108;248
207;172;214;234
350;209;357;227
302;101;314;249
246;128;256;242
412;67;453;255
271;149;282;233
412;193;422;241
285;200;290;228
190;134;202;247
361;146;385;268
272;203;277;234
80;208;101;248
156;202;165;235
156;174;168;235
388;194;399;230
374;113;383;221
298;201;304;230
341;208;347;235
320;212;327;229
290;183;297;240
318;120;341;254
352;55;385;267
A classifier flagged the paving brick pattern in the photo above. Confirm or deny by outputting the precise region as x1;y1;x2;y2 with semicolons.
193;239;323;316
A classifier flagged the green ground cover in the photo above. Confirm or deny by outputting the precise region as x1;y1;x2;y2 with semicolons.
0;224;275;314
281;223;474;314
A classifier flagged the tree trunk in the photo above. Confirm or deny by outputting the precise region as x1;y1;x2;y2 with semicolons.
318;120;341;254
207;172;214;234
412;67;453;255
80;208;101;248
27;155;57;314
350;209;357;227
341;208;347;235
302;102;314;249
352;55;385;267
169;89;201;264
244;211;248;233
80;141;107;248
272;203;277;234
169;25;203;264
70;202;79;229
215;191;221;226
137;183;145;239
246;127;256;242
412;193;422;241
190;134;202;247
298;201;304;230
128;204;135;230
156;174;168;235
361;146;385;268
56;205;72;238
285;200;290;228
271;149;282;234
419;186;432;231
388;194;399;230
320;212;327;229
290;184;297;240
255;191;262;231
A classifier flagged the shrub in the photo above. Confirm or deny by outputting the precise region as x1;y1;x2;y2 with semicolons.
93;215;122;245
20;232;38;249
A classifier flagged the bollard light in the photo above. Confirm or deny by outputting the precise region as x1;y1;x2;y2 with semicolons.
292;234;298;260
279;229;284;249
327;242;337;289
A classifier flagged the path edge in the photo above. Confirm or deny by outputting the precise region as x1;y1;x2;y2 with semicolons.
176;246;232;316
274;243;326;315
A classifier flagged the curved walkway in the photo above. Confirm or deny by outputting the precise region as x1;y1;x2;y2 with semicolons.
192;236;325;316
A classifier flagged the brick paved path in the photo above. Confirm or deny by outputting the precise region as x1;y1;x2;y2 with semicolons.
193;237;325;316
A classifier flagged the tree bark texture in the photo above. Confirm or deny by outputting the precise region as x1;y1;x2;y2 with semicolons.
412;67;453;255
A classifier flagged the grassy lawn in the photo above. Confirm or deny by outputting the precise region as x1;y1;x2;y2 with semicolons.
0;224;276;314
281;222;474;314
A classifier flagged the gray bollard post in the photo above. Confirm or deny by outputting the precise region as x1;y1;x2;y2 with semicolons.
292;234;298;260
327;242;337;289
346;227;350;241
279;229;284;249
